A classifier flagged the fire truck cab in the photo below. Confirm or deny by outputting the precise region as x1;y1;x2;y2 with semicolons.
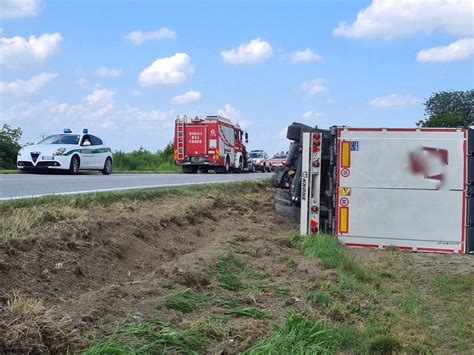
174;115;249;174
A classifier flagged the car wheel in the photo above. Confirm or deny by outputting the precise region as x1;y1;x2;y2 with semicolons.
102;158;112;175
69;155;80;175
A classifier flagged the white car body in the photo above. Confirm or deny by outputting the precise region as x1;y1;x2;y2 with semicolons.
17;132;113;173
249;150;270;172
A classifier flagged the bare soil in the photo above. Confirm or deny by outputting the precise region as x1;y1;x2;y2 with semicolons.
1;182;473;353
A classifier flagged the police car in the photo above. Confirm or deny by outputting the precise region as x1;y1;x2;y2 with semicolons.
17;129;113;175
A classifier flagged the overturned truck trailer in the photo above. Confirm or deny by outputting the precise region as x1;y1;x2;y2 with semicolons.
273;123;474;254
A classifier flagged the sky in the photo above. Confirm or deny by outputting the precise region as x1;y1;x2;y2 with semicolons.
1;0;473;154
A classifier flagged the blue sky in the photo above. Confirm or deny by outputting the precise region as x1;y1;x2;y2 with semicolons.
1;0;473;153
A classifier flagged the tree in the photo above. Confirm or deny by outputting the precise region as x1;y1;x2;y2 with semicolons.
417;90;474;128
0;124;23;169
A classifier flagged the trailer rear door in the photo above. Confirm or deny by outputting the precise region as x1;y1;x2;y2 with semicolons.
185;125;207;156
335;128;467;253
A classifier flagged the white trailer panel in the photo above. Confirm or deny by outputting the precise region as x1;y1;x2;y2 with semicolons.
335;128;467;253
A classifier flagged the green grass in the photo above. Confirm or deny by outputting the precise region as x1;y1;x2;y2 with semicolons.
215;253;248;291
85;315;213;354
302;234;368;281
244;313;337;355
0;180;266;211
112;144;179;173
433;275;472;299
165;291;209;313
227;307;268;319
306;290;332;307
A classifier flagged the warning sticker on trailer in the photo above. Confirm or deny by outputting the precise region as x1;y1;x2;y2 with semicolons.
339;187;352;196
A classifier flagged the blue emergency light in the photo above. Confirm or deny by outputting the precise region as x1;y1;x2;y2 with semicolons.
64;128;72;133
83;128;88;134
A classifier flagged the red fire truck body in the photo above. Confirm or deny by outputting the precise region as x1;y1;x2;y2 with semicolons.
174;115;248;173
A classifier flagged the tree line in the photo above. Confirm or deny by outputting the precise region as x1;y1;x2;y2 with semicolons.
1;90;473;170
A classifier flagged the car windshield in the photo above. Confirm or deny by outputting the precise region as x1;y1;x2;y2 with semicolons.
249;152;263;158
273;155;287;159
38;134;80;145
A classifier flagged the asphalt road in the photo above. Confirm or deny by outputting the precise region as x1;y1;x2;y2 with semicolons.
0;172;273;200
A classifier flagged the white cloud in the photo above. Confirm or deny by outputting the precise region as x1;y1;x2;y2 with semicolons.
299;78;327;96
96;65;122;77
138;52;194;86
370;94;420;108
132;89;141;96
284;48;322;63
302;111;322;120
170;90;202;104
1;0;41;19
333;0;473;39
221;38;273;65
85;88;116;105
124;27;177;45
0;32;62;69
417;38;474;63
2;88;176;134
217;104;252;130
0;72;57;97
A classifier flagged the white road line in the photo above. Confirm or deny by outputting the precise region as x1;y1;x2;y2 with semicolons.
0;178;263;201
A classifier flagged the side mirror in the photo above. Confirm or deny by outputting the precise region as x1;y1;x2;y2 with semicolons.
245;132;248;144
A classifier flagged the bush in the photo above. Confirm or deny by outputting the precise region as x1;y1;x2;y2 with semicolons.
112;143;179;172
0;125;22;169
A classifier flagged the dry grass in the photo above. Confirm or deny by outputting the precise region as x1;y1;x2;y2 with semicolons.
0;291;86;353
0;206;87;242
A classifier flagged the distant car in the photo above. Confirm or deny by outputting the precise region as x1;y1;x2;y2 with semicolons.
17;129;113;175
249;150;270;172
270;152;288;171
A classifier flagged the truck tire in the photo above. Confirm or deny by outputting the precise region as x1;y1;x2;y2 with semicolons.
182;166;198;174
275;201;300;223
225;156;231;174
234;157;243;173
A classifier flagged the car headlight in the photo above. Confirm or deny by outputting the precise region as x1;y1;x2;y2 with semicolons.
17;148;23;155
53;147;66;156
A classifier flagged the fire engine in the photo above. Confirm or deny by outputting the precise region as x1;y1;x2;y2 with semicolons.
273;122;474;254
174;115;249;173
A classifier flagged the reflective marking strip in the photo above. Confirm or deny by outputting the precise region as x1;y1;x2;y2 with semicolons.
339;207;349;233
341;141;351;168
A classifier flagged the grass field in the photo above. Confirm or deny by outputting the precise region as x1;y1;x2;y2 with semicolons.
0;181;472;353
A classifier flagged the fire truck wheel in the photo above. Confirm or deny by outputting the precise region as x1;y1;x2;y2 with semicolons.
200;167;209;173
182;166;198;174
234;157;243;173
225;156;231;173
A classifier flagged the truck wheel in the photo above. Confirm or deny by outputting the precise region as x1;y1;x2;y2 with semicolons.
235;158;243;173
182;166;198;174
69;155;80;175
261;163;266;173
200;167;209;173
225;156;230;174
102;158;112;175
275;200;300;223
